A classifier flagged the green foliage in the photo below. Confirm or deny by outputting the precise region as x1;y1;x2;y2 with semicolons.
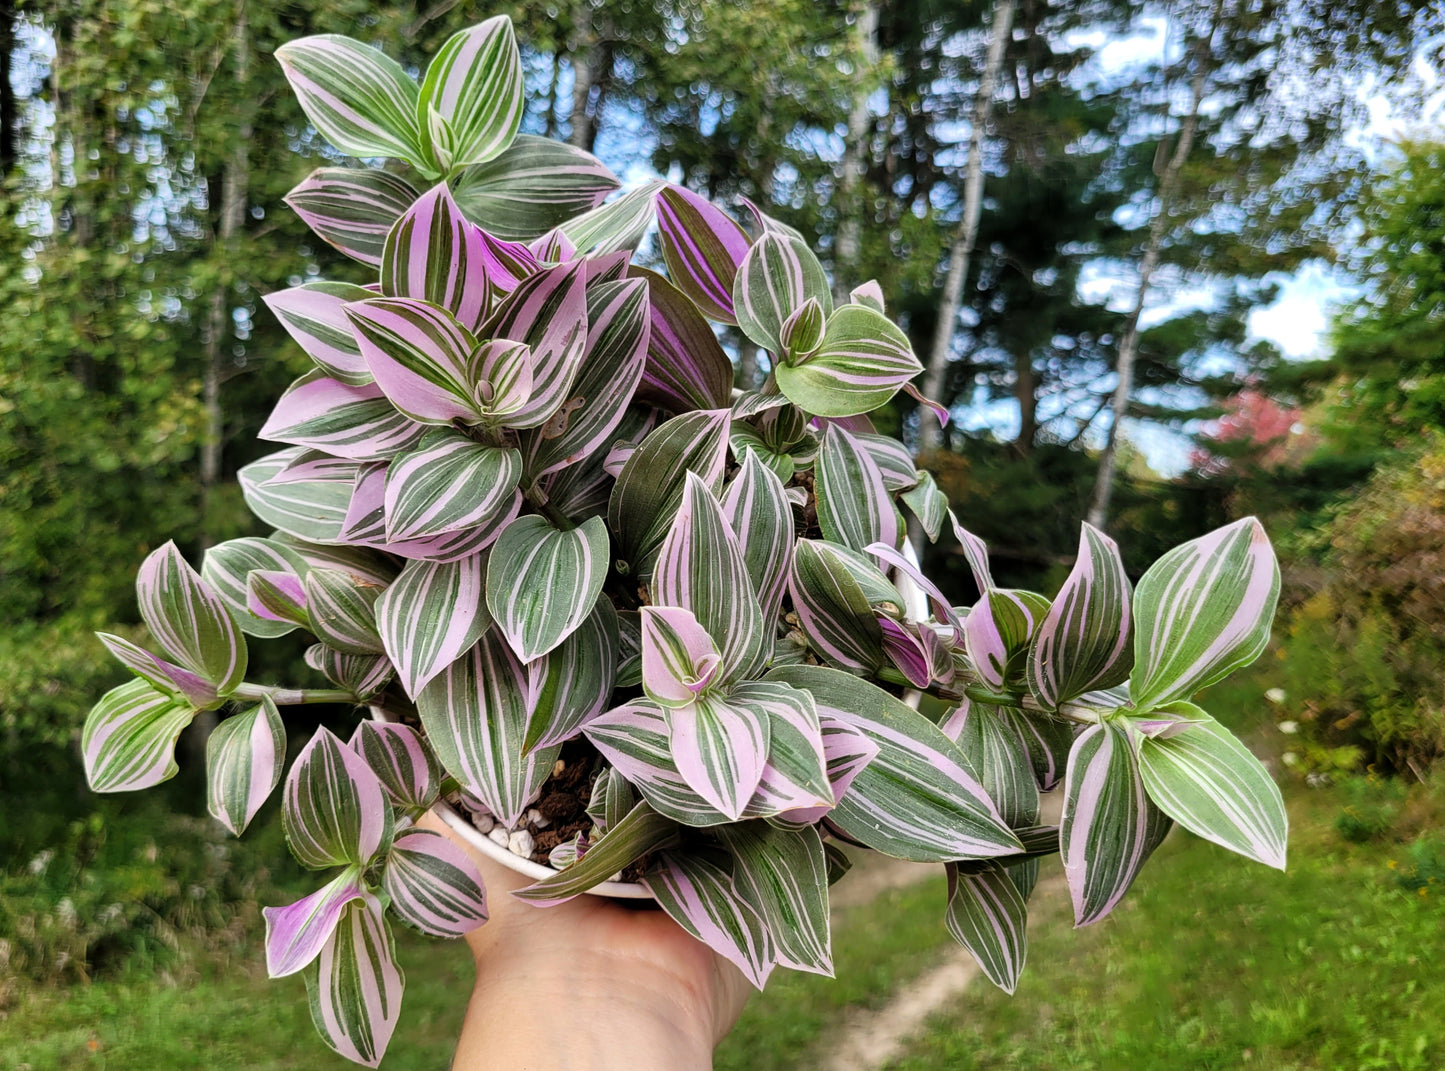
1335;774;1408;844
0;617;133;750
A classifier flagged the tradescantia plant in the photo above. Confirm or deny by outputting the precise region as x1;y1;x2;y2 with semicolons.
82;15;1288;1067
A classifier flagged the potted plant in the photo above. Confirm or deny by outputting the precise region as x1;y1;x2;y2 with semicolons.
82;15;1288;1067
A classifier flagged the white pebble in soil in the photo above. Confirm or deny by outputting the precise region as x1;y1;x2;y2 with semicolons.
473;813;495;834
488;827;510;848
508;829;535;858
527;807;550;829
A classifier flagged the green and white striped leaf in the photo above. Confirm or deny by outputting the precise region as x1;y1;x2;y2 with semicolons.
264;282;376;385
383;433;521;543
381;829;488;937
417;16;523;169
1135;706;1287;870
275;35;426;167
558;180;663;254
285;168;420;268
734;232;831;353
375;555;491;699
776;304;921;418
1061;721;1172;927
513;800;678;906
525;598;618;753
945;862;1028;994
720;450;796;618
485;514;608;661
644;849;775;989
136;540;247;696
304;569;385;654
1129;517;1280;710
283;727;395;871
82;680;195;793
305;646;395;702
239;448;355;544
814;423;900;552
350;721;442;812
901;471;949;542
453;134;619;240
719;821;832;976
95;632;219;710
206;697;286;836
944;699;1040;829
306;891;404;1068
787;539;886;672
202;538;312;640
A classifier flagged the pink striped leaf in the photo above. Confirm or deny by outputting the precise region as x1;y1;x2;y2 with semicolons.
640;605;724;709
381;829;488;937
964;588;1051;691
780;298;826;360
740;680;833;820
82;680;194;793
304;569;385;655
657;184;752;324
950;512;995;595
268;535;397;587
944;862;1028;994
531;227;578;263
514;800;678;906
284;168;419;267
718;822;832;976
304;645;395;703
729;422;795;483
275;35;427;167
206;697;286;836
734;232;831;353
305;891;404;1069
479;261;589;430
382;432;521;542
525;597;618;753
95;632;219;709
345;297;481;425
652;472;767;684
283;727;395;870
666;690;771;822
474;227;541;294
776;304;921;418
558;180;663;254
137;541;247;695
633;267;734;414
614;609;642;688
201;537;311;640
864;542;963;643
260;371;424;462
239;449;354;544
1128;517;1280;710
901;471;949;543
739;196;806;240
416;17;523;170
583;701;730;827
486;514;609;660
375;554;491;700
943;699;1040;829
644;849;775;988
380;182;489;331
854;432;920;492
787;539;887;672
850;280;886;313
878;617;933;688
1028;523;1133;709
815;424;900;552
1060;721;1172;927
608;409;731;575
720;450;795;618
415;630;558;826
778;711;879;824
995;705;1075;793
265;282;376;385
339;462;512;564
453;134;619;241
247;569;310;628
902;380;951;429
263;867;365;978
1135;705;1287;869
766;665;1022;862
518;277;650;481
350;722;442;812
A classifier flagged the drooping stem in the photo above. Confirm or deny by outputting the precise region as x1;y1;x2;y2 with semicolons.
232;683;358;706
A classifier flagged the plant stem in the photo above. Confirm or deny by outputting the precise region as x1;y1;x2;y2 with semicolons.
522;482;574;530
232;683;357;706
961;684;1106;726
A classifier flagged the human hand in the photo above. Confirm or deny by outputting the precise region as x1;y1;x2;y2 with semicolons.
418;810;752;1070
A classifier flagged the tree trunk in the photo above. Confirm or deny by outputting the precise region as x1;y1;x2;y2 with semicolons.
1085;14;1215;530
914;0;1015;459
567;5;611;153
0;0;16;179
1014;346;1036;453
832;1;879;302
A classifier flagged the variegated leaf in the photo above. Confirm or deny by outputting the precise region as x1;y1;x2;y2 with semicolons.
851;279;886;312
720;450;796;618
479;261;589;429
283;727;394;871
720;822;832;975
382;829;488;937
486;514;608;660
854;431;919;493
652;471;766;684
864;542;964;642
945;863;1028;994
766;666;1022;862
815;423;900;552
526;597;618;752
1061;721;1172;927
260;371;424;462
453;134;619;240
777;304;921;418
239;448;354;544
304;569;385;654
206;697;286;836
788;539;886;672
583;701;730;828
633;266;734;413
1028;523;1133;709
781;711;879;823
416;17;523;169
202;536;311;640
657;184;751;324
964;588;1051;690
275;35;426;166
380;182;489;331
513;800;679;906
375;555;490;700
734;232;831;353
1135;706;1287;870
268;534;397;586
82;680;194;793
345;297;481;425
1129;517;1280;710
247;569;310;629
95;632;218;709
350;722;441;812
644;849;775;988
640;605;724;709
901;471;949;542
306;646;394;702
137;541;247;695
740;680;833;820
586;765;637;836
383;433;521;543
558;180;662;254
729;421;795;483
415;630;558;825
950;512;995;595
780;298;826;360
306;891;404;1068
264;867;365;978
285;168;419;268
943;699;1040;829
340;461;517;564
608;408;730;575
667;690;771;822
265;281;378;386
